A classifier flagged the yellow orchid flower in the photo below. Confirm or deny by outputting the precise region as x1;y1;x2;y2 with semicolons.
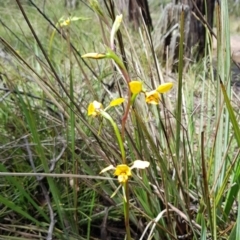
129;81;173;105
156;82;173;93
129;81;143;94
59;16;90;27
88;98;125;117
87;100;103;116
60;18;71;26
114;164;132;183
145;90;160;105
100;160;150;184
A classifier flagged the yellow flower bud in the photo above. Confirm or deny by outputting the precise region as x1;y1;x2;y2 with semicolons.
81;53;106;59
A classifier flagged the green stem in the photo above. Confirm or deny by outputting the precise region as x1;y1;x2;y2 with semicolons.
49;28;57;60
106;48;127;72
123;182;131;240
100;111;126;163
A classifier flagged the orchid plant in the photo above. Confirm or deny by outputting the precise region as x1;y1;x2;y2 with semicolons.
82;14;173;240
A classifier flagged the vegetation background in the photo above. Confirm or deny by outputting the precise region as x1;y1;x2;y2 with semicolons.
0;0;240;239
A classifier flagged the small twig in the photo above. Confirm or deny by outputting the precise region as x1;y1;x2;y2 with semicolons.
38;138;67;180
168;203;201;231
0;172;114;180
100;207;109;240
0;91;11;102
49;140;67;172
190;0;217;39
0;87;54;105
24;137;40;180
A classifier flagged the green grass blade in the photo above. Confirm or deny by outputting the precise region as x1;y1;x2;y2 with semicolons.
16;90;65;231
175;7;184;162
0;195;40;225
0;162;49;222
220;81;240;217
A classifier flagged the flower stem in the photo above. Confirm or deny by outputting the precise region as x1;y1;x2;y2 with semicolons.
100;111;126;163
121;88;131;138
123;182;131;240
